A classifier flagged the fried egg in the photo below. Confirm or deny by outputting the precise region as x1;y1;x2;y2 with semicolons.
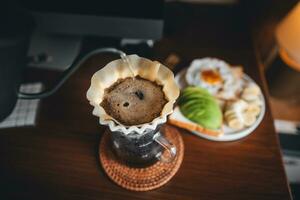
185;58;243;100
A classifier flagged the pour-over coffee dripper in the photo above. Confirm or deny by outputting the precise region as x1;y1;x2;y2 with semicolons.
87;54;180;166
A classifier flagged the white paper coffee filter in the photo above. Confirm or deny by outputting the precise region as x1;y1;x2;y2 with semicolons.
87;55;180;135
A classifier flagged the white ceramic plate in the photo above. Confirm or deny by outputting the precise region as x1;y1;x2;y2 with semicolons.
173;68;266;142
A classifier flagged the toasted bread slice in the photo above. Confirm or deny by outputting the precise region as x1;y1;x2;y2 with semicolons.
231;65;244;79
168;107;223;137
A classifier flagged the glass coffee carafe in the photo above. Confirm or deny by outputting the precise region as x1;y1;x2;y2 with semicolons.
110;123;176;166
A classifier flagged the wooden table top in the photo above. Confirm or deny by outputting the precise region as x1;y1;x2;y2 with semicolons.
0;3;292;200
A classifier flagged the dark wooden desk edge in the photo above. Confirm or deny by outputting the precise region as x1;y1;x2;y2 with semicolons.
253;47;293;198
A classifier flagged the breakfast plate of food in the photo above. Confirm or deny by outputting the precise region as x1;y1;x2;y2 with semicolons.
169;58;265;141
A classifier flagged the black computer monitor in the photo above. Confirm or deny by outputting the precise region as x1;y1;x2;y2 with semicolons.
19;0;164;39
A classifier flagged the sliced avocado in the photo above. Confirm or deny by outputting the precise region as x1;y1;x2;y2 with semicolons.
179;86;222;130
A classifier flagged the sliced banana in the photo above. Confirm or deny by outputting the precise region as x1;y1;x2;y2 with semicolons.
226;99;248;111
248;98;263;107
241;84;261;101
227;118;244;130
224;109;236;118
225;100;246;130
246;104;261;116
224;98;261;130
242;112;256;127
244;84;260;95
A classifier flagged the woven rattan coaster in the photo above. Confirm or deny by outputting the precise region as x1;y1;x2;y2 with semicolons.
99;125;184;191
